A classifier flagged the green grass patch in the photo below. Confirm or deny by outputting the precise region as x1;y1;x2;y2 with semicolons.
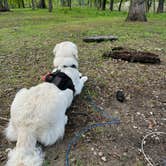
0;7;166;93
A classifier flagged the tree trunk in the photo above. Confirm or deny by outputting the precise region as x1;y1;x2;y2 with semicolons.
0;0;10;11
17;0;25;8
18;0;21;8
38;0;46;8
109;0;114;11
101;0;106;10
126;0;147;22
22;0;25;8
157;0;164;13
153;0;155;12
98;0;102;9
146;0;152;12
89;0;92;7
67;0;71;8
118;0;123;11
32;0;35;10
79;0;82;6
48;0;53;12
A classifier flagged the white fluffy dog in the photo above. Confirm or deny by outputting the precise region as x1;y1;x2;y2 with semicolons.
53;41;79;69
5;66;88;166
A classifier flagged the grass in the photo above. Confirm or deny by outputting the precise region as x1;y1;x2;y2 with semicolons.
0;7;166;104
0;7;166;166
0;8;165;53
0;7;165;99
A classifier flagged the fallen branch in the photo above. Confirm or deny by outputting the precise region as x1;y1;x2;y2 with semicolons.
83;35;118;43
0;117;9;122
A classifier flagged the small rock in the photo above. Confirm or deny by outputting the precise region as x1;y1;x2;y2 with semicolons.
133;125;138;129
123;152;127;156
136;112;141;115
150;112;153;115
93;151;97;156
98;152;103;156
101;156;107;162
71;158;76;162
91;147;94;151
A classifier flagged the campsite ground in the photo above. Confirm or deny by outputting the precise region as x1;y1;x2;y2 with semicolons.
0;8;166;166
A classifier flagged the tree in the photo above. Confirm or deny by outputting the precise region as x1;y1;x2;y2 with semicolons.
153;0;156;12
126;0;147;21
109;0;114;11
157;0;165;13
118;0;123;11
17;0;25;8
32;0;35;10
0;0;10;11
38;0;46;8
67;0;71;8
48;0;53;12
101;0;106;10
146;0;152;12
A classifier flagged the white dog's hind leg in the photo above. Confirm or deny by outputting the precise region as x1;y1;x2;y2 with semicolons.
5;121;17;142
38;124;65;146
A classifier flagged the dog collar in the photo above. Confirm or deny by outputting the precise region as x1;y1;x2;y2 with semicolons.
42;70;75;94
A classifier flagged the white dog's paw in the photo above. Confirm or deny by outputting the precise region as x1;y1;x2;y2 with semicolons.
79;72;82;78
81;76;88;83
65;116;68;125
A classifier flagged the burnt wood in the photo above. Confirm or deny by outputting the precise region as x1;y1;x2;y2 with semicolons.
83;35;118;43
103;47;160;64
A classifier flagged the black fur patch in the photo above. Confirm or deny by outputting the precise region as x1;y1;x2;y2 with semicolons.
45;70;75;94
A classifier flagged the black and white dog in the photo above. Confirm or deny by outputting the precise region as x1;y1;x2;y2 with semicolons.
5;42;88;166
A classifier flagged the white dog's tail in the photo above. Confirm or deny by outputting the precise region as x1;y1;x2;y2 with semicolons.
6;129;44;166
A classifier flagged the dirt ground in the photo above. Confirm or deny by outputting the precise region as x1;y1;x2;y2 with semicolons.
0;40;166;166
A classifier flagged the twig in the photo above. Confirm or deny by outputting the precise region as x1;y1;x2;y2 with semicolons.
0;117;9;122
141;131;166;166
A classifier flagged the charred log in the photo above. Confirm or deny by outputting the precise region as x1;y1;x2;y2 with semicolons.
103;47;160;64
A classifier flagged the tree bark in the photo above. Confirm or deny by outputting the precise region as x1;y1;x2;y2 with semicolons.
153;0;156;12
146;0;152;12
118;0;123;11
32;0;35;10
48;0;53;12
17;0;25;8
157;0;165;13
126;0;147;22
67;0;71;8
98;0;102;9
103;47;160;64
38;0;46;8
83;35;118;42
101;0;106;10
22;0;25;8
0;0;10;11
109;0;114;11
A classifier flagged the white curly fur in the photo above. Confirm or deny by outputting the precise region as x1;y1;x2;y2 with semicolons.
5;67;88;166
53;41;78;68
